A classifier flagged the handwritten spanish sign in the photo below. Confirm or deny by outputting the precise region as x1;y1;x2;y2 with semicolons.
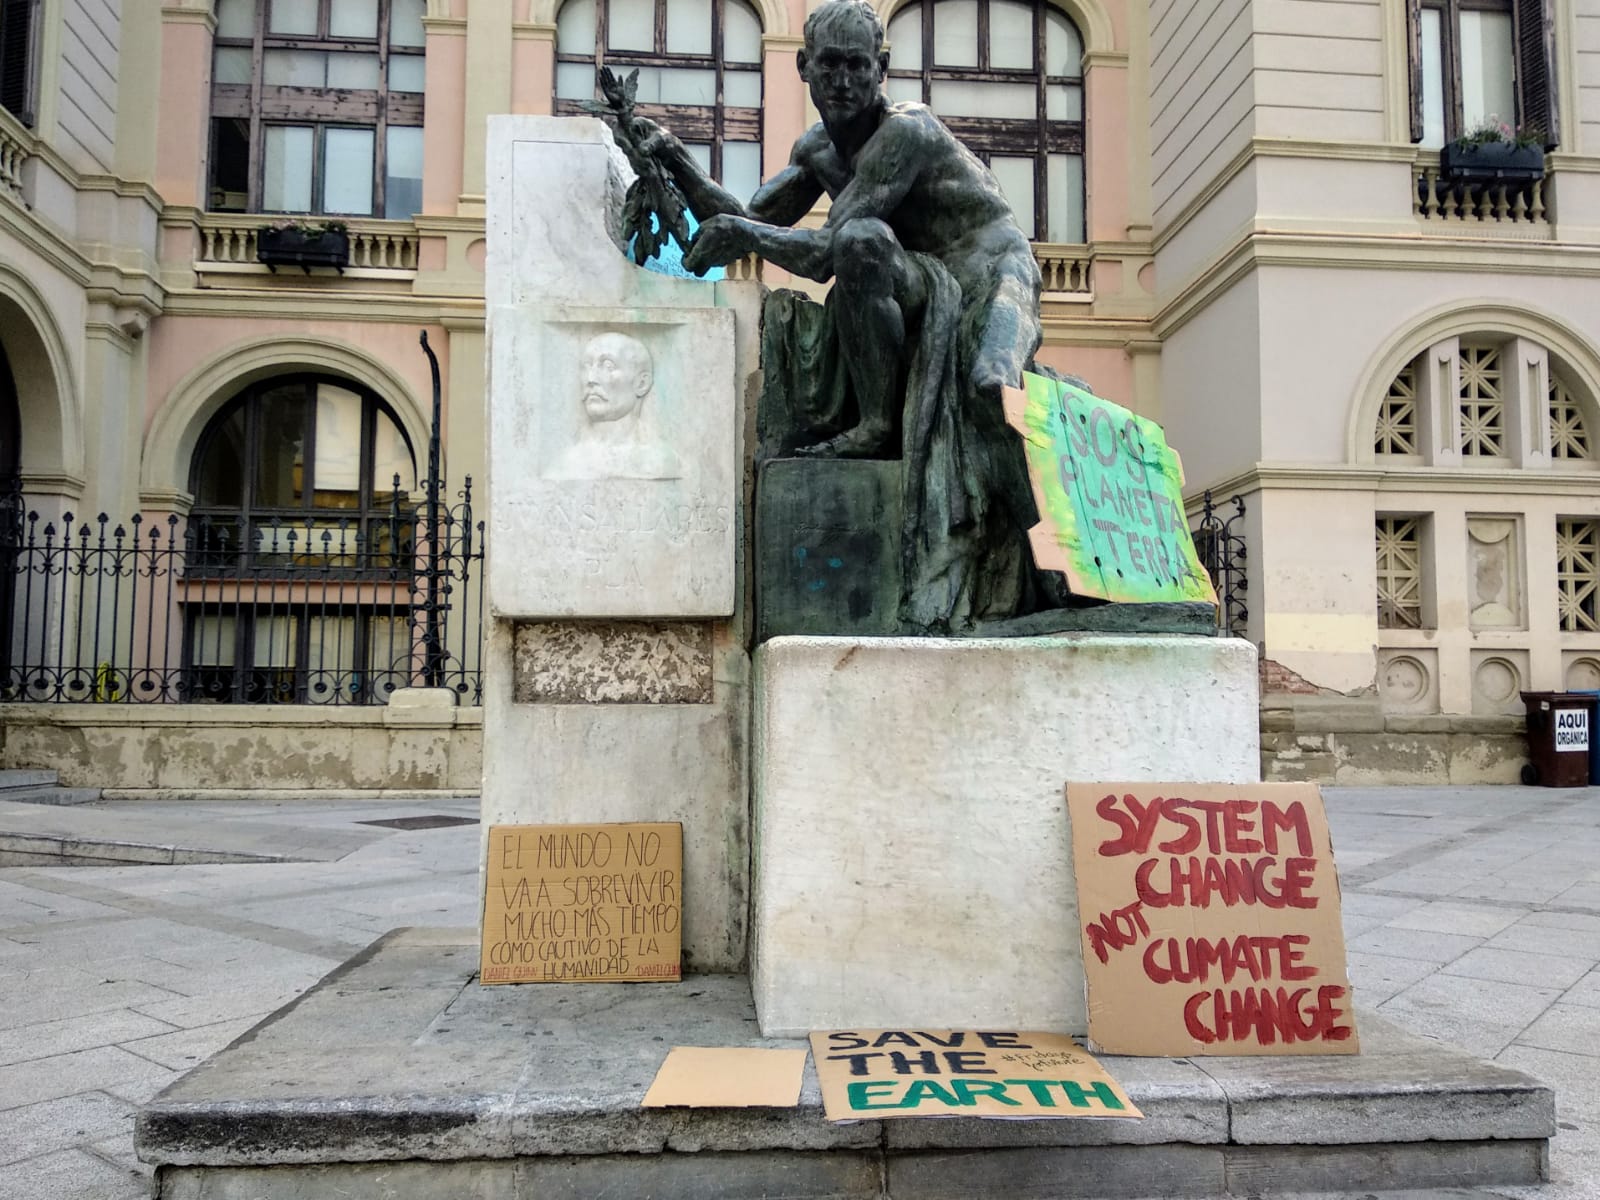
1067;783;1357;1057
480;822;682;984
809;1029;1142;1122
1002;373;1217;606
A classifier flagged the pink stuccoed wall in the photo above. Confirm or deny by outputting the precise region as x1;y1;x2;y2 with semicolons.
155;18;212;206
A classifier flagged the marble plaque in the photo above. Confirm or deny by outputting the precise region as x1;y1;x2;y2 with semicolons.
512;620;713;704
488;304;737;618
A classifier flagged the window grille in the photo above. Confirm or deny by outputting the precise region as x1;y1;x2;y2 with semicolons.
1375;357;1420;456
1557;518;1599;633
1550;375;1593;461
1377;516;1425;629
1458;344;1506;457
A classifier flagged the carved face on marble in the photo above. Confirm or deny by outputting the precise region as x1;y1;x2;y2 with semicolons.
581;332;654;425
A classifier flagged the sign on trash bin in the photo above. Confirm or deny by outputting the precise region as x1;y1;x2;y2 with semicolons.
1556;708;1589;752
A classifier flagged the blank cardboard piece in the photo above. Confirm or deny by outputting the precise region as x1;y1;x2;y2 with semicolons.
481;822;682;984
641;1047;808;1108
809;1029;1142;1122
1067;782;1359;1057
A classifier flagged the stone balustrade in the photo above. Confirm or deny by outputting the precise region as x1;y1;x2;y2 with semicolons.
1034;243;1092;293
0;113;29;200
1413;160;1547;225
197;216;421;271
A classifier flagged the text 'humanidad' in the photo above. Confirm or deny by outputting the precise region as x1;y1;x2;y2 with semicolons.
481;822;681;984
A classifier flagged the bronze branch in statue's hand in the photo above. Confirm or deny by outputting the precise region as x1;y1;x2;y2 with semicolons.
682;214;753;275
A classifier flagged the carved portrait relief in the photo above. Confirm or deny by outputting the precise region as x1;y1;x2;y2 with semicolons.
549;331;682;481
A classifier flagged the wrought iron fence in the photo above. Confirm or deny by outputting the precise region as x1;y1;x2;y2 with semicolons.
1191;491;1248;637
0;478;484;706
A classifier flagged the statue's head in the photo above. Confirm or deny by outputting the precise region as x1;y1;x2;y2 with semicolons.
797;0;889;125
580;331;654;424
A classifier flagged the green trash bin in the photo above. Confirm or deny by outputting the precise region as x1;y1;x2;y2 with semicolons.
1520;691;1596;787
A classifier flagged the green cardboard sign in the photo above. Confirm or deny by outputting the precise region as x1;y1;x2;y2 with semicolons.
1002;373;1218;606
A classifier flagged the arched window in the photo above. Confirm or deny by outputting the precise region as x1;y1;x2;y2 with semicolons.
186;375;418;703
553;0;765;201
1373;336;1597;467
886;0;1084;243
208;0;426;217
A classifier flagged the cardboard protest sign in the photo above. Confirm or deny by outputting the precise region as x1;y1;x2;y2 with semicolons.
642;1047;807;1108
480;822;681;984
1067;783;1358;1057
809;1029;1142;1122
1002;373;1217;606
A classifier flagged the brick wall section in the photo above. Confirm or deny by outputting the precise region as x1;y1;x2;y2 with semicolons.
1260;657;1330;696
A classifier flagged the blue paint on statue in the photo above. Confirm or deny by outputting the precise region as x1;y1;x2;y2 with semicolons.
631;211;726;281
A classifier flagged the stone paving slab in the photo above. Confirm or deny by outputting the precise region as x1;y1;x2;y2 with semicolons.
136;927;1554;1195
2;786;1597;1199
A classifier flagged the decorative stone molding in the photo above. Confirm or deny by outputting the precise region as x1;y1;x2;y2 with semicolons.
0;264;84;481
1347;302;1600;466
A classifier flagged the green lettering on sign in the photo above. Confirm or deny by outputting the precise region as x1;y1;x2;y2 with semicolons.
1004;373;1219;607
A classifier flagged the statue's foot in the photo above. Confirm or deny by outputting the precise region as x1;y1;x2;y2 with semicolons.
794;423;893;459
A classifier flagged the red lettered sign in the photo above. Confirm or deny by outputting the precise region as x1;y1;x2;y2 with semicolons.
1067;782;1359;1057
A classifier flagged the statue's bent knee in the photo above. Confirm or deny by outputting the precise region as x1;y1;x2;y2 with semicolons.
833;218;899;277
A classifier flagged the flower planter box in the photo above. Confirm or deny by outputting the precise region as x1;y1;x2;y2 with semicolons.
256;227;350;271
1439;141;1546;184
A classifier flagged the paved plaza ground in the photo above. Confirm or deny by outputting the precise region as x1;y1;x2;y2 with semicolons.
0;785;1595;1199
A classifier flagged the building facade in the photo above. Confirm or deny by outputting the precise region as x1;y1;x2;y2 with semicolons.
0;0;1593;784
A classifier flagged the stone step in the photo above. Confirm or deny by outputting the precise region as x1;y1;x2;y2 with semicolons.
0;767;61;790
0;785;102;806
136;929;1555;1200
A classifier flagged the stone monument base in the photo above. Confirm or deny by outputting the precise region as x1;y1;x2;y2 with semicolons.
752;634;1260;1038
136;929;1553;1199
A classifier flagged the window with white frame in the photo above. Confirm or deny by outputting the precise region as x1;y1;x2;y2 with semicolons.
553;0;765;203
208;0;426;218
886;0;1085;243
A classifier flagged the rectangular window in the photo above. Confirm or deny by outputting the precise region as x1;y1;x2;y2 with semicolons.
1377;516;1427;630
0;0;38;125
263;125;316;213
1410;0;1557;148
323;126;376;215
1420;8;1446;148
1557;518;1599;633
210;0;426;218
384;125;423;219
1460;10;1515;130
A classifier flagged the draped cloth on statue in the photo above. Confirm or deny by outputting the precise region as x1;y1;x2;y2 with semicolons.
757;254;1068;634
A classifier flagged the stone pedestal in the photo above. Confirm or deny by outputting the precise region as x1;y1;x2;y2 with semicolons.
136;929;1556;1200
482;116;762;970
751;634;1260;1038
